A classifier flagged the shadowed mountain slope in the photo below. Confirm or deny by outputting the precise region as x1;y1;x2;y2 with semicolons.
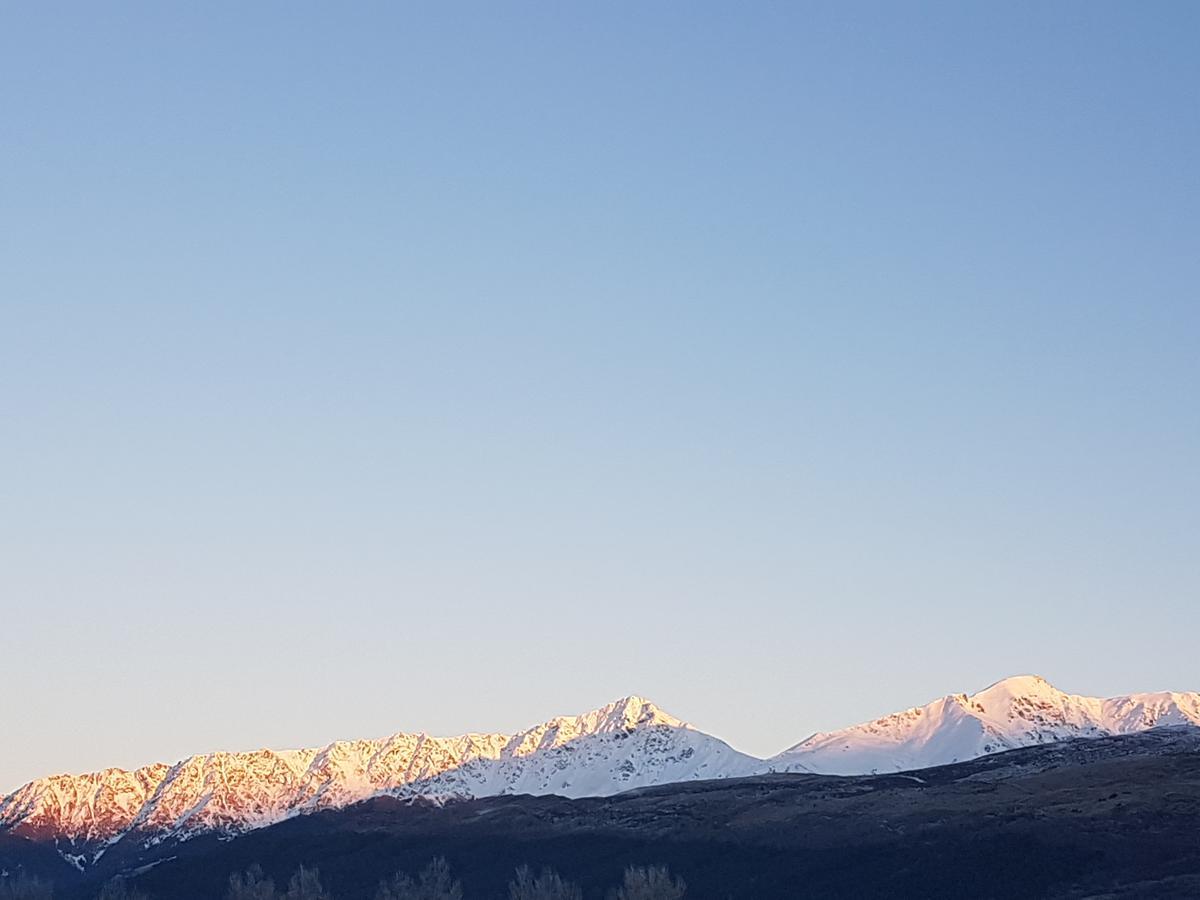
11;726;1196;900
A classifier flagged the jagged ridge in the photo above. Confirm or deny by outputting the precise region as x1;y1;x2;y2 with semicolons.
770;674;1200;775
4;677;1200;871
0;696;757;866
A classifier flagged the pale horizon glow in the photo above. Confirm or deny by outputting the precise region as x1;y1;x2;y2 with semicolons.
5;671;1197;793
2;3;1198;793
6;670;1200;794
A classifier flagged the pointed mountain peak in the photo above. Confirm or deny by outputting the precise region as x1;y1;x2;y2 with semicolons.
970;674;1064;703
546;695;686;735
8;675;1198;865
619;695;684;726
606;694;667;716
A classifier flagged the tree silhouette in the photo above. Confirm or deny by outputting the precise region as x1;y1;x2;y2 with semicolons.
375;858;462;900
283;866;329;900
608;866;686;900
508;865;583;900
227;864;277;900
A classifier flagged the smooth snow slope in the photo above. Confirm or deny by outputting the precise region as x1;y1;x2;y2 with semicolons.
4;676;1199;868
0;696;757;860
770;674;1200;775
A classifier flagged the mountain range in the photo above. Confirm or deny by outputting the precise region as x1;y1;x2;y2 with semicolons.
108;727;1200;900
773;673;1200;775
3;674;1199;871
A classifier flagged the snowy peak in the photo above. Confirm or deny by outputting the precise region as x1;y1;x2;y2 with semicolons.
967;674;1091;718
973;673;1058;699
0;763;170;847
530;696;685;742
5;678;1199;870
0;696;752;864
772;675;1200;776
1099;691;1200;731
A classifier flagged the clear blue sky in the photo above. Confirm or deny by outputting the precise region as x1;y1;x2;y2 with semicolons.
2;2;1198;792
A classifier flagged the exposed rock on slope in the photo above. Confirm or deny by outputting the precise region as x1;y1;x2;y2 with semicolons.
771;674;1200;774
5;676;1200;870
0;697;756;863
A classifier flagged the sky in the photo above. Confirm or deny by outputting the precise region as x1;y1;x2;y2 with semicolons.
1;2;1198;793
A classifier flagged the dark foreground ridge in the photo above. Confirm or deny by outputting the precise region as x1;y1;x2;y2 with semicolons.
4;727;1200;899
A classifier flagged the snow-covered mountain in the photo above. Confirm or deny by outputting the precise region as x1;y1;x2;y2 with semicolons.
769;674;1200;775
4;677;1199;870
0;696;757;866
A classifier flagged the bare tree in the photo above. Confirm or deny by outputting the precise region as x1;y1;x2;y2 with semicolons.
508;865;582;900
609;866;686;900
0;873;53;900
95;878;150;900
227;864;277;900
283;866;329;900
375;857;463;900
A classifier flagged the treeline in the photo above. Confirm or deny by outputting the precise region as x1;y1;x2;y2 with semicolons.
0;876;159;900
0;860;687;900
